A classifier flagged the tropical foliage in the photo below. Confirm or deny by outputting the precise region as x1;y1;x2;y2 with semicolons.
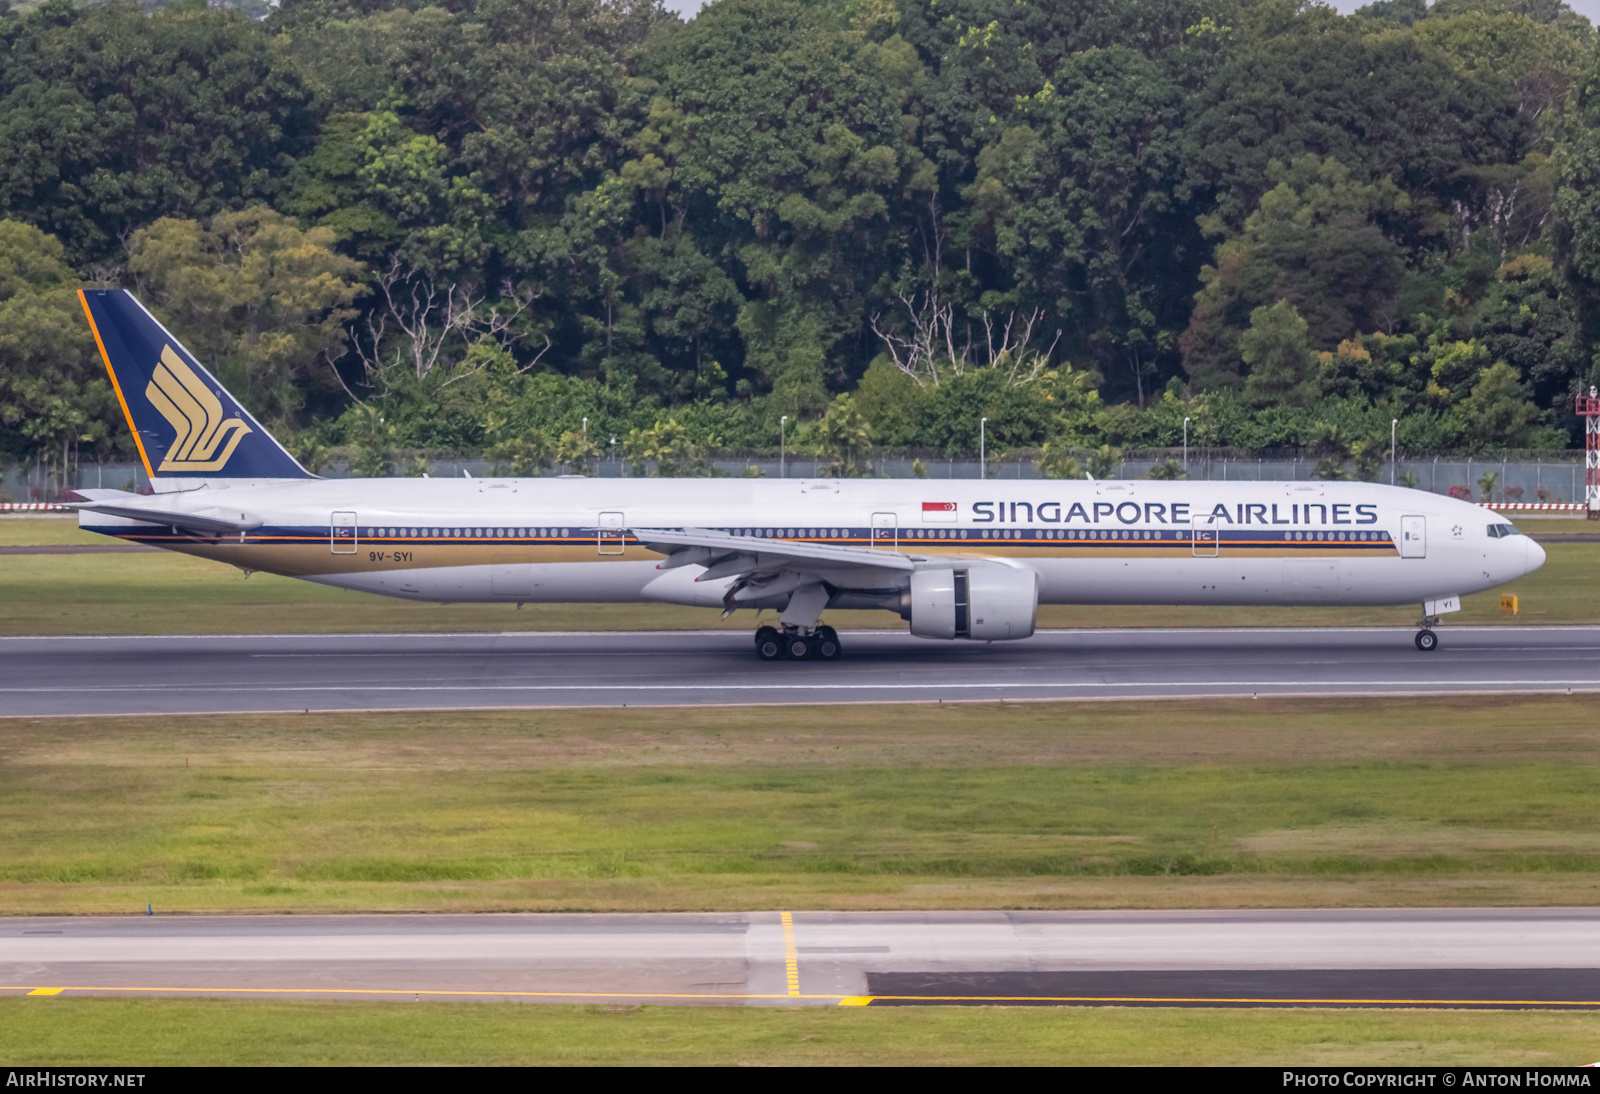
1;0;1597;481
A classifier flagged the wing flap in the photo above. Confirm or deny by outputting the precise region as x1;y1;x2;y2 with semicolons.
631;527;916;572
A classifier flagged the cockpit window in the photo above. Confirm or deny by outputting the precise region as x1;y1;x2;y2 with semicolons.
1487;523;1522;538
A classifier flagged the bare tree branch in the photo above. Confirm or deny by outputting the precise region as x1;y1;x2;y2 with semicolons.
872;291;1058;389
345;257;546;394
869;211;1060;388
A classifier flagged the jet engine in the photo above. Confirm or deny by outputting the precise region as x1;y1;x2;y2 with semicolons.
903;564;1038;641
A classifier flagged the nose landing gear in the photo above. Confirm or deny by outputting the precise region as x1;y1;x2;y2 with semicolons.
1414;614;1442;652
754;624;842;661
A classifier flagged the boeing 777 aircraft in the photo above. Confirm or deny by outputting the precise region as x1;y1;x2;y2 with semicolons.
70;289;1546;660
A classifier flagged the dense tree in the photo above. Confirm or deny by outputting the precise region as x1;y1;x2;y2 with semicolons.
127;207;365;424
1182;156;1410;389
0;219;118;477
0;0;1592;469
1239;300;1315;408
638;0;916;410
887;0;1208;401
0;0;314;263
1553;39;1600;402
954;45;1190;406
1182;1;1530;236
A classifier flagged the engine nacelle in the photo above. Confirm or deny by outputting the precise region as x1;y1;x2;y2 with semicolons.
906;564;1038;641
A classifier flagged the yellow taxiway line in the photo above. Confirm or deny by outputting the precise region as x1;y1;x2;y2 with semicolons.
7;986;1600;1008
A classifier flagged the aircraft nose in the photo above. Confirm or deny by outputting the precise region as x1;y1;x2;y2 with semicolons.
1525;537;1547;575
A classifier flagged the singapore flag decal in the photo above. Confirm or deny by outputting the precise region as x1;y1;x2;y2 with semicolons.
922;501;958;523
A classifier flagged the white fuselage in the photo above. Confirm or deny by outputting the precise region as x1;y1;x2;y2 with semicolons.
78;476;1545;623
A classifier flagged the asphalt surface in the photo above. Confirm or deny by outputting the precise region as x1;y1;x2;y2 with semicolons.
2;627;1599;717
5;910;1600;1008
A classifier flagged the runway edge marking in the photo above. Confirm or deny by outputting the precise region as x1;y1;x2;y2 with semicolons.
6;686;1600;720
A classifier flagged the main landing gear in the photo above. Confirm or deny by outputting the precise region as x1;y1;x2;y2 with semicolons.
1415;615;1441;652
755;624;842;662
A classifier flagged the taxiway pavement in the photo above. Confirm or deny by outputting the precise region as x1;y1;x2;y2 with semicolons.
2;627;1599;717
5;910;1599;1008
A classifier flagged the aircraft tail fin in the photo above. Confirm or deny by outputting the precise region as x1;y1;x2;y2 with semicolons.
78;289;312;481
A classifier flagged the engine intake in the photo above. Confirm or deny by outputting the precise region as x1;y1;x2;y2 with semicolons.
905;564;1037;641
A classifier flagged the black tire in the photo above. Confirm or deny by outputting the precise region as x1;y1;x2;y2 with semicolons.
786;636;811;660
1415;629;1438;652
815;627;841;660
755;630;783;661
754;625;778;649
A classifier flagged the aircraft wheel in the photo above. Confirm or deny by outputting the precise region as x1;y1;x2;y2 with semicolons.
755;627;782;661
815;626;842;661
785;635;812;660
1415;629;1439;652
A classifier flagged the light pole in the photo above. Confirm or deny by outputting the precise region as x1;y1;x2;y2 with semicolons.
582;417;587;441
780;415;787;479
1390;419;1398;486
980;417;988;480
1182;417;1190;470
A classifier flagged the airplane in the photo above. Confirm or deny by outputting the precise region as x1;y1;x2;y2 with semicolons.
68;288;1547;660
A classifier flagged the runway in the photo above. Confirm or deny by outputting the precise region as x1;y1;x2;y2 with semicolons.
2;627;1599;717
5;910;1600;1008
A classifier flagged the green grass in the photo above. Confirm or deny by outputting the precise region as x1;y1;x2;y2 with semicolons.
2;517;1594;633
9;697;1600;915
0;516;112;546
3;998;1599;1066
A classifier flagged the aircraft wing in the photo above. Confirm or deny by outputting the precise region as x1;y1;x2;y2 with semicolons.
69;490;262;535
629;527;915;580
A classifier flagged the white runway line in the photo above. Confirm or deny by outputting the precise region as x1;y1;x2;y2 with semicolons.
5;678;1600;695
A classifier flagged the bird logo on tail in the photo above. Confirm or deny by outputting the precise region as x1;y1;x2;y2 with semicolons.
145;346;253;472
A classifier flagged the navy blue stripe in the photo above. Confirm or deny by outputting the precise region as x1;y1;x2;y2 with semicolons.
82;522;1397;548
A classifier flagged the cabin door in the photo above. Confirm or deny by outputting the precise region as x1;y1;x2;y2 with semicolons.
871;511;898;550
598;511;626;555
331;511;358;554
1400;515;1426;558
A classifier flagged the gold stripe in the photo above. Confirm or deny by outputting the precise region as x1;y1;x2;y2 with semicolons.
95;537;1398;579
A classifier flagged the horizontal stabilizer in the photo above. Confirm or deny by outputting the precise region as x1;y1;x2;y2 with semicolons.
71;491;262;535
